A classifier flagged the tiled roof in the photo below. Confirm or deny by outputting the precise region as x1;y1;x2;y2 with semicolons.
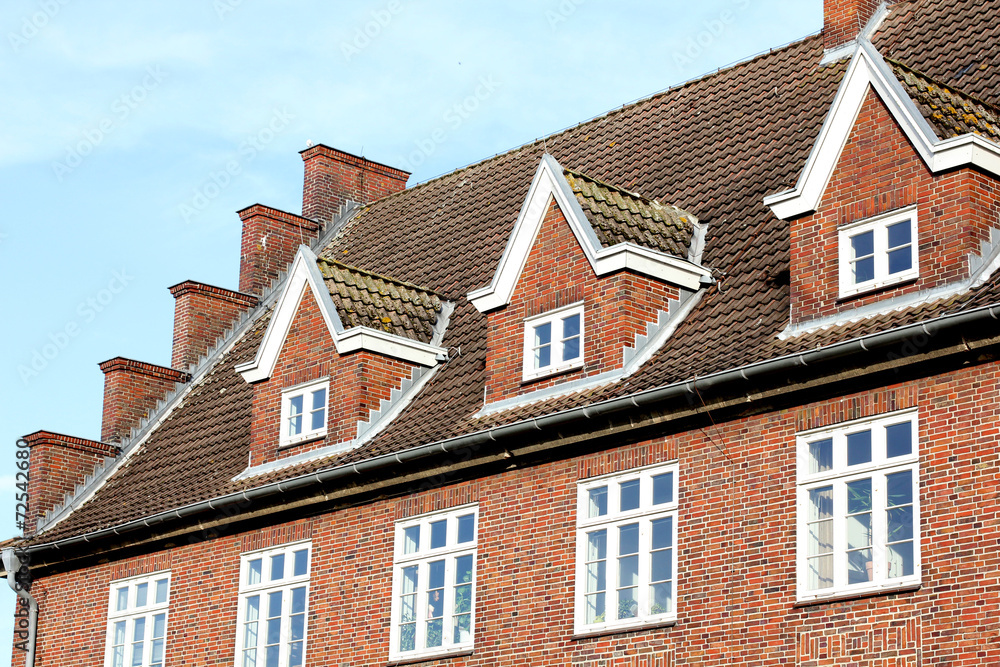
318;258;443;344
30;0;1000;543
564;168;695;258
890;58;1000;143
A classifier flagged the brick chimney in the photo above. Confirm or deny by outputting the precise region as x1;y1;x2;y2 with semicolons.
170;281;258;370
20;431;119;535
238;204;322;297
300;145;410;224
824;0;881;52
99;357;191;443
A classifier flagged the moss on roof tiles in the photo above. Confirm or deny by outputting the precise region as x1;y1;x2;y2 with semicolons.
316;258;443;344
563;168;695;258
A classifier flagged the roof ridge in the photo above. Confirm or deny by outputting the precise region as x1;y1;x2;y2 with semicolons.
887;56;1000;119
316;256;444;298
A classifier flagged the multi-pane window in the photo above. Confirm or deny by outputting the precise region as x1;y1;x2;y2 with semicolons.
389;506;478;662
522;303;584;380
104;572;170;667
235;542;311;667
797;411;920;601
838;207;919;297
279;379;328;447
575;463;678;635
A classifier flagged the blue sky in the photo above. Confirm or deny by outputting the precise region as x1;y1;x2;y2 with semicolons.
0;0;820;656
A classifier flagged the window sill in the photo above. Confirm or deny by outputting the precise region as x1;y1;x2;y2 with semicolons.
521;362;585;386
278;432;327;450
794;582;921;608
837;276;918;302
387;649;474;666
572;618;677;640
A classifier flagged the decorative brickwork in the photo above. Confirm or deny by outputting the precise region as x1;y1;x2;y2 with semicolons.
21;431;119;535
484;198;680;404
99;358;190;443
108;552;171;581
395;484;480;519
240;520;313;553
823;0;879;51
169;281;258;370
300;144;409;224
795;385;918;431
790;89;1000;324
238;204;322;297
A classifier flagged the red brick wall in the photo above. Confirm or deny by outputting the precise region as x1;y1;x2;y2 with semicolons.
24;363;1000;666
238;205;322;298
248;286;417;466
823;0;878;51
169;281;258;370
21;432;118;535
485;197;680;404
790;88;1000;325
300;145;409;224
99;359;190;443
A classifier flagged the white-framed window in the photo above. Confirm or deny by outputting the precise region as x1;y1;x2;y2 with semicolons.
234;542;311;667
522;303;584;381
279;379;328;447
838;207;919;297
389;505;478;662
797;410;920;602
104;571;171;667
574;463;678;635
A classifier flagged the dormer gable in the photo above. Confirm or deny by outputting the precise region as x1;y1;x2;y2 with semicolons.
238;246;451;468
469;156;712;409
766;42;1000;332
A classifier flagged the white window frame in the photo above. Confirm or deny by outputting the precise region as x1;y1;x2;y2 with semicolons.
796;410;921;603
279;378;329;447
389;504;478;662
234;541;311;667
574;462;679;636
838;206;919;298
103;571;171;667
522;302;585;381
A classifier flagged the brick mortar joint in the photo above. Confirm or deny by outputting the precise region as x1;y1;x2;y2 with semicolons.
99;357;191;383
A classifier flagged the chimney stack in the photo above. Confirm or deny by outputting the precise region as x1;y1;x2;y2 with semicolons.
300;145;409;224
238;204;322;297
824;0;881;52
170;281;258;370
20;431;119;535
99;357;190;443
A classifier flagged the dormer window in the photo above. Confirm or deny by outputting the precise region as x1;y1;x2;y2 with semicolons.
839;207;918;298
280;379;328;447
523;304;584;381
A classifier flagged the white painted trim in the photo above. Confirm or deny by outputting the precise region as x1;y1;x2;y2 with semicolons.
278;378;329;448
468;155;711;312
838;206;919;298
522;302;585;381
766;40;1000;220
236;246;447;382
819;1;891;65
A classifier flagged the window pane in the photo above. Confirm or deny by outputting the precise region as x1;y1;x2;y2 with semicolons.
428;560;445;591
403;526;420;554
455;554;473;587
288;414;302;437
846;512;872;550
620;479;640;512
152;613;165;638
311;388;326;411
887;220;911;249
887;506;914;542
453;613;471;644
586;559;606;595
534;322;551;346
808;486;833;522
290;613;305;641
430;520;447;549
887;247;912;275
401;566;418;623
457;514;475;544
154;579;168;604
652;473;673;505
114;620;127;645
116;587;129;612
266;593;282;645
265;645;279;667
651;517;673;550
131;618;145;667
291;586;307;614
851;230;874;258
586;530;607;593
588;486;608;518
562;314;581;361
617;585;638;619
427;558;445;648
650;581;672;615
151;638;164;667
846;430;872;466
245;594;260;623
426;619;443;648
135;583;148;607
808;439;833;474
270;554;285;581
618;555;639;587
563;335;580;361
563;314;580;338
847;548;873;584
807;554;833;590
651;549;672;583
847;478;872;514
288;641;304;667
112;621;126;667
888;541;914;578
399;623;416;653
886;421;912;458
887;470;913;506
293;549;308;577
853;256;875;284
533;323;552;368
619;523;639;555
808;519;833;556
585;592;605;624
289;395;303;415
248;559;262;586
534;343;551;368
310;406;325;431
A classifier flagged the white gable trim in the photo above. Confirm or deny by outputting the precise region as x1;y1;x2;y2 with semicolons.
467;154;712;312
765;41;1000;220
236;246;446;382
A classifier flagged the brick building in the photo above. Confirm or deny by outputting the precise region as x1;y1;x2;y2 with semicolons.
6;0;1000;665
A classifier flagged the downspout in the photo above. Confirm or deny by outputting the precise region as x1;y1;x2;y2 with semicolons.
3;548;37;667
